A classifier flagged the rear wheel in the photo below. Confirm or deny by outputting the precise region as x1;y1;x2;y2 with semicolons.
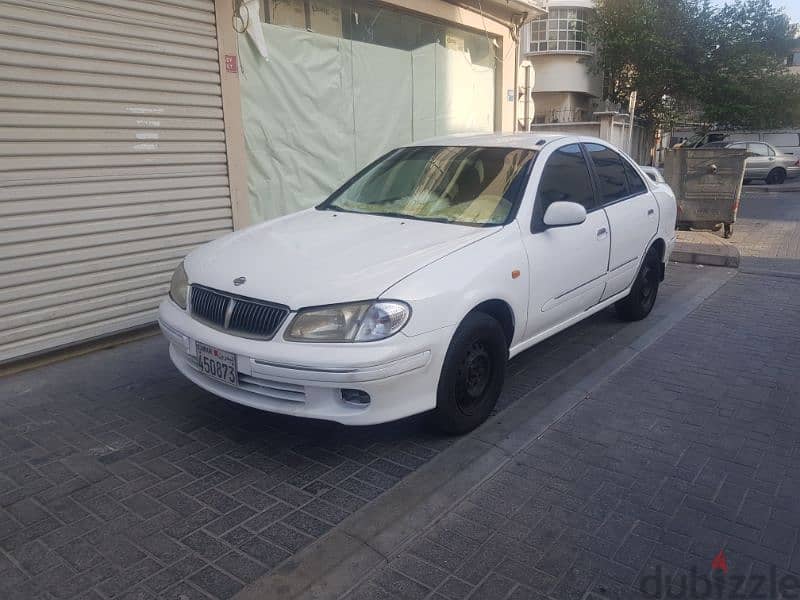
433;312;507;434
615;246;661;322
766;168;786;185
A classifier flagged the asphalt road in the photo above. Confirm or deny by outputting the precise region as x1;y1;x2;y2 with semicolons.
734;187;800;275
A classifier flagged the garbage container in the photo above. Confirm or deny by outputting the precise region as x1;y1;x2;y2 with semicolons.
663;147;747;238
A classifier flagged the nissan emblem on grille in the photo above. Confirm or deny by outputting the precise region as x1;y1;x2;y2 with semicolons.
233;276;246;286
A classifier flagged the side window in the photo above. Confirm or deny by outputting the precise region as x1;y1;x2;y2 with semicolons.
533;144;595;230
747;143;770;157
622;160;648;195
585;143;629;204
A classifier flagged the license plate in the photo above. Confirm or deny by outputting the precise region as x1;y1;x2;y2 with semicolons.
196;343;238;386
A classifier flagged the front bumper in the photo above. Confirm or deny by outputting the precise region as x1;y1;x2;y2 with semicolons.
158;298;453;425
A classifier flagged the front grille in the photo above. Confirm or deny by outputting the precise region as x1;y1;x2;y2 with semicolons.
190;285;289;340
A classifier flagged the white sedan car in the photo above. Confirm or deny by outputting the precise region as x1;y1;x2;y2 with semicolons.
159;134;676;433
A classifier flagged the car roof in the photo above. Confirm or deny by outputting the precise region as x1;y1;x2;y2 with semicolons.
405;132;589;150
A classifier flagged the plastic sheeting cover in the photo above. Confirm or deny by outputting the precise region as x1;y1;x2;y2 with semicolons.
239;24;495;222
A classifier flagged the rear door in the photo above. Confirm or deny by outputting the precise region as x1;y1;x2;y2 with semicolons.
583;143;658;300
746;142;775;179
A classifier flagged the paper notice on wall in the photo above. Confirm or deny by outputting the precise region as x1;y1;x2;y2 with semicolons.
241;0;269;61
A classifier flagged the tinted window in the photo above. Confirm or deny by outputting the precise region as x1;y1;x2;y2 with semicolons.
622;160;647;195
585;143;628;203
534;143;595;213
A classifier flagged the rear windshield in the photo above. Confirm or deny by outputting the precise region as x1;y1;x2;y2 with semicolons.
318;146;537;226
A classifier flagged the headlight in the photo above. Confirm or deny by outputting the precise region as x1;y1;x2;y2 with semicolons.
169;261;189;309
285;301;410;342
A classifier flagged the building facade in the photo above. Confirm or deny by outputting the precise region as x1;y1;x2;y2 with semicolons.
520;0;603;125
0;0;544;364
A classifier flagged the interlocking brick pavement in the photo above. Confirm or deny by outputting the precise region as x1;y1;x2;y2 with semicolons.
343;272;800;599
0;268;693;600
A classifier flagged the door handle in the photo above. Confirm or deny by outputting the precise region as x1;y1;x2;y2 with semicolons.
647;208;655;216
597;227;608;239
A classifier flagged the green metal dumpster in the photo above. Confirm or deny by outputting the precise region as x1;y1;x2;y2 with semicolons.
664;147;747;238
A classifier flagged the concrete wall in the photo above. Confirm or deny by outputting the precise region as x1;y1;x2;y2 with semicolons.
529;114;653;165
528;53;602;96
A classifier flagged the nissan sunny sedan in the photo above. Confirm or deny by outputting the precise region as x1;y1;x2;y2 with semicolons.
159;134;677;433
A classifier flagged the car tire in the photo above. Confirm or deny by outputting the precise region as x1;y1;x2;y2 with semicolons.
615;246;661;322
766;168;786;185
433;312;508;434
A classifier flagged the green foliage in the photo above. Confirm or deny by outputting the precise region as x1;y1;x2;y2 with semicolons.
590;0;800;128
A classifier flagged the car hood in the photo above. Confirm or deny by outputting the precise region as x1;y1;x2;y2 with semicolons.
184;208;498;308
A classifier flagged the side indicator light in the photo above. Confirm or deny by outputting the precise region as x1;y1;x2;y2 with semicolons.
511;270;521;279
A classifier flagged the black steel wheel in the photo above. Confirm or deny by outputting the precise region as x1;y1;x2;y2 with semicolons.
615;246;661;322
766;168;786;185
433;312;507;434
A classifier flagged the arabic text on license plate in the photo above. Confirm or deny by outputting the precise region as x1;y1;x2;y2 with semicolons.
196;343;238;386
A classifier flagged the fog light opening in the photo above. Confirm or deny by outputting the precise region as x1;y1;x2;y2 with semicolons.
341;388;371;406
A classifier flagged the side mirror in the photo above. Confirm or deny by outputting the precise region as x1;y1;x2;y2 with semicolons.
543;201;587;228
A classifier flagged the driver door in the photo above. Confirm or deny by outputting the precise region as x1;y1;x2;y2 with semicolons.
522;144;611;338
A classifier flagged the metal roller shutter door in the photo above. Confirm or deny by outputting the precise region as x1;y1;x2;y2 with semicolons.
0;0;234;363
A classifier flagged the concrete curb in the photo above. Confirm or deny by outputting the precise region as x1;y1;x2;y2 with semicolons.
744;183;800;193
671;230;740;268
233;267;736;600
671;248;740;268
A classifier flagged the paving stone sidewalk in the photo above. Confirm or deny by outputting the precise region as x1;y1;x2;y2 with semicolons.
343;271;800;600
0;262;695;600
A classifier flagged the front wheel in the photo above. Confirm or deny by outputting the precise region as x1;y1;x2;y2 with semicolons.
615;246;661;322
766;168;786;185
432;312;507;434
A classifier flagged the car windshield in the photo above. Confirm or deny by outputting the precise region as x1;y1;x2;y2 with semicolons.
318;146;537;226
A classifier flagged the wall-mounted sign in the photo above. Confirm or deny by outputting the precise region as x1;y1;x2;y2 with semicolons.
225;54;239;73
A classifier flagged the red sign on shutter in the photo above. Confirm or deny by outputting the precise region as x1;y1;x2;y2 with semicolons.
225;54;239;74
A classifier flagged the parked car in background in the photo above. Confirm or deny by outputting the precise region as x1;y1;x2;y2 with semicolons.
159;134;677;433
703;141;800;184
